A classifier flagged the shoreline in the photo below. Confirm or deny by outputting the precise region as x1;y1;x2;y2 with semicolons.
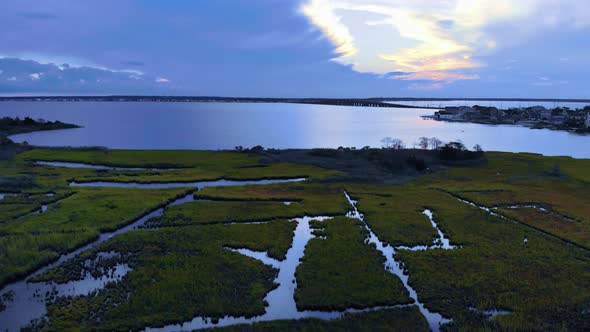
422;115;590;135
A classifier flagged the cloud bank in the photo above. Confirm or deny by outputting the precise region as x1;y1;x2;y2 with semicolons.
0;57;174;95
301;0;590;85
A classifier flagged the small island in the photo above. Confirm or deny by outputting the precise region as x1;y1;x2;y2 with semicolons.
427;105;590;133
0;116;80;140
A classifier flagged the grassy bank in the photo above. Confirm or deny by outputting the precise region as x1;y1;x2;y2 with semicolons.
157;183;350;227
295;216;411;310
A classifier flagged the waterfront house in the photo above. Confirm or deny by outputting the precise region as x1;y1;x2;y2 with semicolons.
550;115;567;125
525;106;546;120
586;113;590;128
436;111;456;119
567;111;587;122
444;106;474;115
539;108;553;120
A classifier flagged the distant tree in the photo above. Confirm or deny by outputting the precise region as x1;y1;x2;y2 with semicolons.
250;145;264;152
381;137;405;149
440;141;467;160
429;137;443;149
380;137;392;148
23;117;35;125
418;137;430;149
234;146;244;151
473;144;483;152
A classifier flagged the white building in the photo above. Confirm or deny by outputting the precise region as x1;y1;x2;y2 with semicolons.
585;112;590;128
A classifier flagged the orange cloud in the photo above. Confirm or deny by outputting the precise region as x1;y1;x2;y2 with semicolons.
393;71;479;81
300;0;525;83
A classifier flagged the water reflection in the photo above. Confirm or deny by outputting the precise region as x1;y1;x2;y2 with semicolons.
2;102;588;158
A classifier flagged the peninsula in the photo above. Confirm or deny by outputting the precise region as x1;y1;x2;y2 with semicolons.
428;105;590;133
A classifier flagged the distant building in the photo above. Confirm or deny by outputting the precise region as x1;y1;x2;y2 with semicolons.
550;115;567;125
444;106;473;115
586;113;590;128
436;111;456;119
525;106;547;120
567;111;587;122
528;106;547;112
540;108;553;119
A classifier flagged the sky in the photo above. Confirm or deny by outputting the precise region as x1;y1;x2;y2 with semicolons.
0;0;589;98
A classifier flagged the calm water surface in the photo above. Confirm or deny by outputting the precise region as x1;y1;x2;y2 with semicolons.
1;102;588;158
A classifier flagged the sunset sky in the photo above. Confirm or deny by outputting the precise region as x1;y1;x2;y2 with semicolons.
1;0;589;97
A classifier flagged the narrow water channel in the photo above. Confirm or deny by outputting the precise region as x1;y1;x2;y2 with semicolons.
35;161;173;171
1;183;460;331
344;192;454;332
0;177;307;331
146;215;405;332
149;192;460;332
69;178;306;189
448;192;589;251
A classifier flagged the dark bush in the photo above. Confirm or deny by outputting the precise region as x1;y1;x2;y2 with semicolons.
440;141;484;161
406;155;427;171
308;149;339;157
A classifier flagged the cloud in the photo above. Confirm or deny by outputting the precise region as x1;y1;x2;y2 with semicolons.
408;82;445;91
0;57;174;94
300;0;357;58
393;71;478;81
301;0;590;84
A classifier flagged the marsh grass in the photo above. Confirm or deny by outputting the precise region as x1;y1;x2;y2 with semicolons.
0;187;190;287
39;221;296;331
158;184;350;227
295;216;412;310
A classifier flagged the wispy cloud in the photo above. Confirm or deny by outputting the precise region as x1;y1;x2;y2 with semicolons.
301;0;590;84
301;0;357;58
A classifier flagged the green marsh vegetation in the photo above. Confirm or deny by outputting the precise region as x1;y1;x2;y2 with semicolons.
0;187;191;287
157;183;351;227
37;221;295;331
295;216;411;310
421;152;590;249
0;147;339;288
19;149;340;183
1;144;590;331
0;191;70;222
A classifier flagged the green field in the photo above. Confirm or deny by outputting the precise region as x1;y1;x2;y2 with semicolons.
1;147;589;331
